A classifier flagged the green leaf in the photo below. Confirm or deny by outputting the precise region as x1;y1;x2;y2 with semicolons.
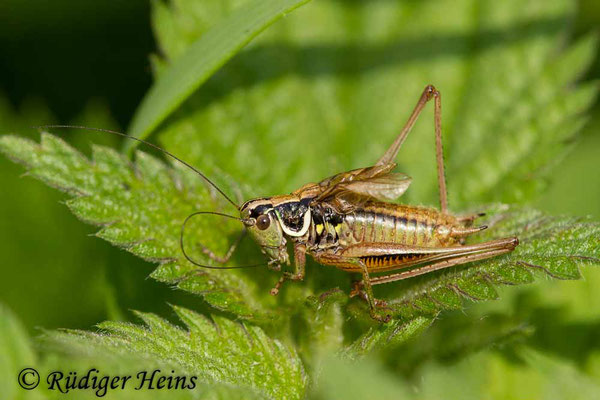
1;133;599;339
342;316;434;359
382;310;536;377
2;0;599;362
0;98;125;333
154;0;596;208
127;0;313;147
0;133;274;322
450;41;598;205
339;205;599;356
3;0;600;397
381;206;600;320
298;289;348;368
0;303;45;400
43;306;306;400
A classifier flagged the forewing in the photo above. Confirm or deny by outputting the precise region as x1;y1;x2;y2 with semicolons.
306;163;410;213
337;173;412;201
311;163;397;199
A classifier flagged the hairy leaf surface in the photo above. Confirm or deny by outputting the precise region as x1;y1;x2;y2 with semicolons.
0;133;274;321
1;135;598;345
42;306;305;399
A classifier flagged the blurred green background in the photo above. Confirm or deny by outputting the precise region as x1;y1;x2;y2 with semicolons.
0;0;598;341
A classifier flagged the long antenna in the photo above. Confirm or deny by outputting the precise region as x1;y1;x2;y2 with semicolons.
32;125;239;209
180;211;264;270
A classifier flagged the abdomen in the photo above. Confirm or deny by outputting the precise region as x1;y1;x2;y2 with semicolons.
338;202;459;247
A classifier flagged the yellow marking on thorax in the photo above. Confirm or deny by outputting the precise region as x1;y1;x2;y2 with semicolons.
316;224;324;235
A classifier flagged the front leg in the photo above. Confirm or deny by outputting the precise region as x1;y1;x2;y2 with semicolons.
270;243;306;296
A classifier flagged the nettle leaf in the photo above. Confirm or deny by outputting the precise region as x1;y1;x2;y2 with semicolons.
338;205;599;358
1;0;599;366
154;0;596;207
43;306;306;400
385;312;537;378
0;133;275;322
379;206;600;319
144;0;598;353
2;132;597;360
342;316;434;358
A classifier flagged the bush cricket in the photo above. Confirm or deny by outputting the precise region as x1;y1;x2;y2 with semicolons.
42;84;519;322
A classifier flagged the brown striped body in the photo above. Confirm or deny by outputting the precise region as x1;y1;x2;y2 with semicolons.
304;201;467;272
339;203;458;248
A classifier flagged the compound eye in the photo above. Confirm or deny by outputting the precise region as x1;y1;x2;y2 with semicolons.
256;214;271;230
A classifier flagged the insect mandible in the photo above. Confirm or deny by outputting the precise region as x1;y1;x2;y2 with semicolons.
44;85;519;322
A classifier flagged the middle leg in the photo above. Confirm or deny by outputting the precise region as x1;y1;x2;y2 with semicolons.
315;252;392;322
